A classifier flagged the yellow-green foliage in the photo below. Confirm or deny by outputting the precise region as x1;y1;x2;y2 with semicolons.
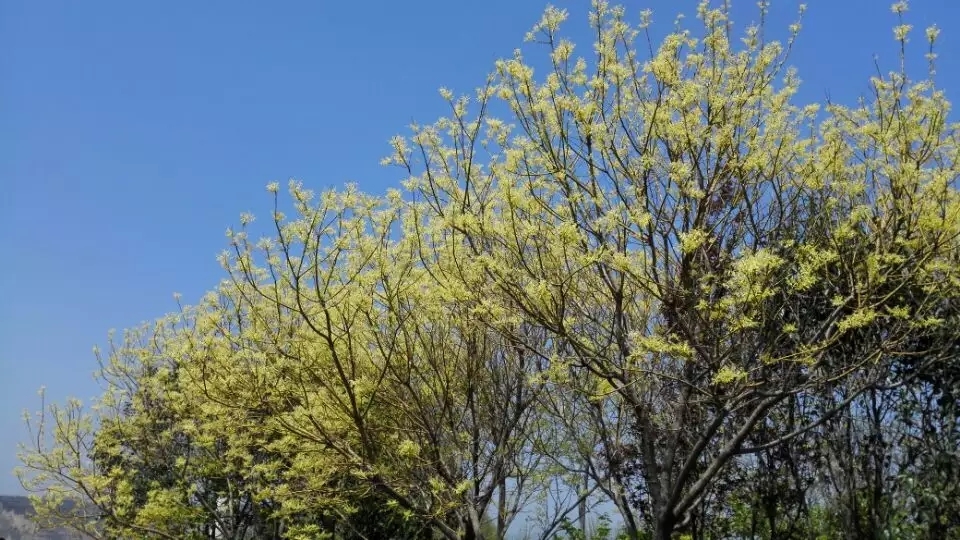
17;2;960;539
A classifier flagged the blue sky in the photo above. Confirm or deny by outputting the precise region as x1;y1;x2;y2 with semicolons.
1;0;957;496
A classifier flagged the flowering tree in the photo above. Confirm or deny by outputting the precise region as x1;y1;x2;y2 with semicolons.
18;2;960;539
385;1;960;536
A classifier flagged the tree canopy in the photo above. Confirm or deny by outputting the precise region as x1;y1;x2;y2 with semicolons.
17;1;960;539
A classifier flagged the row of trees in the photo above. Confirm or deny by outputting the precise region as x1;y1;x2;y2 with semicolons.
16;1;960;539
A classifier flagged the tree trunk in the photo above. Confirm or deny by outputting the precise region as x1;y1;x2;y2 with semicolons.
654;514;675;540
464;506;483;540
578;472;588;536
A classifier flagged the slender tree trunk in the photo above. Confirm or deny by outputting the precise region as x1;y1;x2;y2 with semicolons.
497;477;507;540
578;472;588;536
654;514;675;540
464;506;483;540
609;488;639;539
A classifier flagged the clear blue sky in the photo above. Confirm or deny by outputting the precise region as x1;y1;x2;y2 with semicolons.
1;0;957;496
